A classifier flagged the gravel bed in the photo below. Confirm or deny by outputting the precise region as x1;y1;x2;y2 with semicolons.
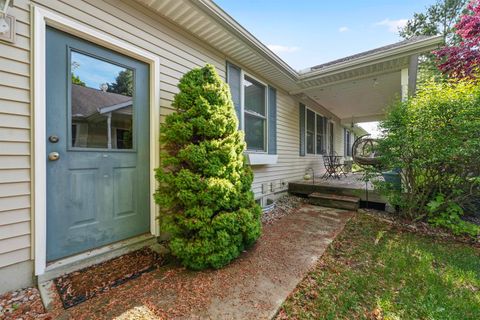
261;195;307;224
0;287;50;320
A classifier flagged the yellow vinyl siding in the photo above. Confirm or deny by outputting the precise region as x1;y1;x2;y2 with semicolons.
0;0;32;270
0;208;31;226
0;248;30;268
0;235;30;255
0;128;30;142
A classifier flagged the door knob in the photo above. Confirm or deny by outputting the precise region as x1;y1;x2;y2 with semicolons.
48;152;60;161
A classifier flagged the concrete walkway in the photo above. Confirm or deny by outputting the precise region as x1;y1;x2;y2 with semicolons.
47;205;354;320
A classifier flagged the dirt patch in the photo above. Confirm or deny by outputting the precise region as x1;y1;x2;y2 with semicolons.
362;208;480;247
54;247;163;308
0;288;50;320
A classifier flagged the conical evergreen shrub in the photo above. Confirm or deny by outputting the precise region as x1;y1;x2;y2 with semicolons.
155;64;262;270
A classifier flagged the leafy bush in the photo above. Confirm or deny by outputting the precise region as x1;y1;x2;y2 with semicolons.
377;79;480;237
427;194;480;237
154;64;262;270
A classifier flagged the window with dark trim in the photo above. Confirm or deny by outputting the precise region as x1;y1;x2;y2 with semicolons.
300;107;329;155
226;62;277;155
329;122;334;154
344;128;352;156
244;75;267;152
316;114;325;154
306;109;315;154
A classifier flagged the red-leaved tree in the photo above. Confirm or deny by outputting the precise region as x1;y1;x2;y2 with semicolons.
434;0;480;79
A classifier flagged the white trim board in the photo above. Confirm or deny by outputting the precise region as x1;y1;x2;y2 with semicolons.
32;6;161;276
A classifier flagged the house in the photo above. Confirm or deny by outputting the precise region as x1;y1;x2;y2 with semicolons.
0;0;442;294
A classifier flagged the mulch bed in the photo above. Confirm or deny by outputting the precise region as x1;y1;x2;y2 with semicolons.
54;247;163;309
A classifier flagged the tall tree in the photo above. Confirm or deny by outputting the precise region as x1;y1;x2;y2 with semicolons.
400;0;468;42
71;74;85;86
434;0;480;79
108;69;133;96
400;0;468;83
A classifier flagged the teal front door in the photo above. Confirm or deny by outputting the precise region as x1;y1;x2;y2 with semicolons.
46;27;150;262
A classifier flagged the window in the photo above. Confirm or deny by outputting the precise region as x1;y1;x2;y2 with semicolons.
300;106;330;155
70;50;134;150
329;122;334;154
226;61;277;158
344;128;352;156
316;114;325;154
244;76;267;151
306;109;315;154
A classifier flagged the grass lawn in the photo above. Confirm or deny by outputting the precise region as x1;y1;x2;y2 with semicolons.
277;213;480;320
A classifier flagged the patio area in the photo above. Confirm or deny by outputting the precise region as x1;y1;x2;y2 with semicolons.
288;172;387;205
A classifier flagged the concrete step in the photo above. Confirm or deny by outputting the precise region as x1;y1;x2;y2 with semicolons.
308;192;360;211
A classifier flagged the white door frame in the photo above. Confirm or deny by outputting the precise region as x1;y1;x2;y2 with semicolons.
32;6;160;275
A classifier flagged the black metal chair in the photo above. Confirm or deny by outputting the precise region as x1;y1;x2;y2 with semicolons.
331;151;348;177
321;154;343;180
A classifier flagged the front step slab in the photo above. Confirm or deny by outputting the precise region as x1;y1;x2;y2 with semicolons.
308;192;360;211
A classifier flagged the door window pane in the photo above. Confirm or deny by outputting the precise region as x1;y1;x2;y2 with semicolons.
245;113;265;151
70;51;133;149
306;109;315;154
244;76;266;116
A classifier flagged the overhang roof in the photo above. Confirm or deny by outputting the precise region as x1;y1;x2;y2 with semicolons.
72;84;132;117
134;0;443;120
308;36;432;72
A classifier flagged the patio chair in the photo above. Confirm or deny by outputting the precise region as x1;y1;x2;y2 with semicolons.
331;151;349;177
321;154;343;180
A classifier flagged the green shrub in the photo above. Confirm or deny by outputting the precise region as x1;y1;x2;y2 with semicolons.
154;64;262;269
427;194;480;237
377;80;480;237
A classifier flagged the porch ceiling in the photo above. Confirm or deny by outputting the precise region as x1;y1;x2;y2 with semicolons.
299;66;403;123
293;36;443;123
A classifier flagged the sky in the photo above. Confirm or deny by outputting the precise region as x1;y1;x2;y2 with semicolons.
214;0;435;71
71;51;126;89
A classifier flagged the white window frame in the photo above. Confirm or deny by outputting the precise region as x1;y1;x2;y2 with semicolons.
304;107;328;155
241;71;268;153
